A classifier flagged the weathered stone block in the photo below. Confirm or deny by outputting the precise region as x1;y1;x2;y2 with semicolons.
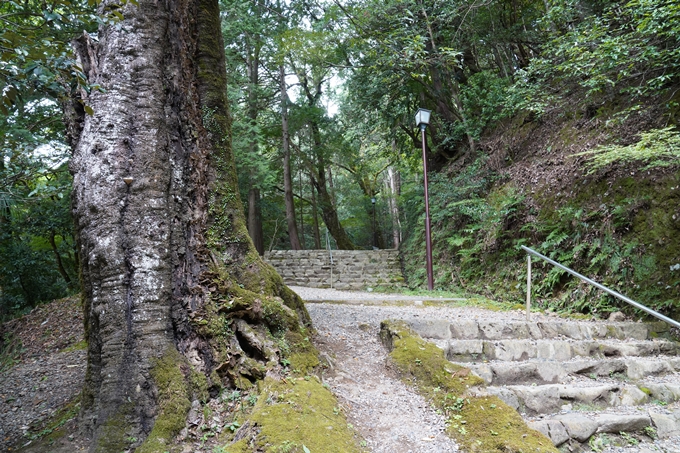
528;419;569;446
408;319;452;340
553;413;598;442
449;320;480;339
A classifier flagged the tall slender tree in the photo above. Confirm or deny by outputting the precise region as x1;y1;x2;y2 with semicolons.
281;65;303;249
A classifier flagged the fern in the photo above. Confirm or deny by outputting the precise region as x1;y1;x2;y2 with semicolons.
576;127;680;173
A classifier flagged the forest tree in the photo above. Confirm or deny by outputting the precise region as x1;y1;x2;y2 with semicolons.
64;0;310;451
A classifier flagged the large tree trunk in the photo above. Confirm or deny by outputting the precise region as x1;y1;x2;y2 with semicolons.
245;39;264;255
309;124;356;250
280;65;302;250
247;188;264;255
387;166;402;249
309;173;322;249
67;1;309;451
312;170;356;250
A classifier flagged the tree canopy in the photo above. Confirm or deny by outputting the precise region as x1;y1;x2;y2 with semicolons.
2;0;679;326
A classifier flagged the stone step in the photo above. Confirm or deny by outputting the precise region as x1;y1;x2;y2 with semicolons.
412;314;680;450
481;381;680;416
441;338;680;362
527;407;680;448
462;357;680;385
409;318;671;342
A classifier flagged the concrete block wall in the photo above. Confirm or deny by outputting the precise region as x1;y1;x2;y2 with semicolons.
264;249;405;290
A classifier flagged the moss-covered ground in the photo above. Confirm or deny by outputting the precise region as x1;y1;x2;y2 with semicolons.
380;320;558;453
221;377;364;453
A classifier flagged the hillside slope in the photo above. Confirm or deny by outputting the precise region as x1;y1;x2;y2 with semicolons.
403;95;680;319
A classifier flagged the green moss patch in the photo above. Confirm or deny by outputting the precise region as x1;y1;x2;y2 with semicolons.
94;402;134;453
221;377;363;453
455;396;555;452
287;351;320;374
381;321;485;394
137;348;192;453
60;340;87;353
380;320;558;453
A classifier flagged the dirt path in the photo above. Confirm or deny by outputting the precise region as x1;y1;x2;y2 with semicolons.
308;302;459;453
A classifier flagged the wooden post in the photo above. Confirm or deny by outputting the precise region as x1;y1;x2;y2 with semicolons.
526;254;531;321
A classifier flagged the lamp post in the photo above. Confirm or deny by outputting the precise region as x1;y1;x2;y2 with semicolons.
415;108;434;290
371;197;376;249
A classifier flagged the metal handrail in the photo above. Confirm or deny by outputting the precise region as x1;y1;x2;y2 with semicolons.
522;245;680;329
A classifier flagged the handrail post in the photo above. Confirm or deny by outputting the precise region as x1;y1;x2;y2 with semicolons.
520;245;680;330
526;254;531;321
326;229;334;289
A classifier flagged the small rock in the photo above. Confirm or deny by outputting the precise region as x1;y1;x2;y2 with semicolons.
608;311;626;322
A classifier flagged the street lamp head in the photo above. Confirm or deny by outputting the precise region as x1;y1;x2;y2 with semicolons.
415;108;431;129
371;197;376;204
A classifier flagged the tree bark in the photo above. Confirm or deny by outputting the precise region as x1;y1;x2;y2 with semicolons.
309;123;356;250
48;231;72;286
327;166;336;207
312;172;356;250
244;36;264;255
247;188;264;255
309;173;321;249
280;65;302;250
387;166;402;249
67;1;309;451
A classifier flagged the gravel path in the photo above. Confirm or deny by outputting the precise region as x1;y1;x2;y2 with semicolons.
0;350;86;452
290;285;466;303
294;285;538;453
308;303;458;453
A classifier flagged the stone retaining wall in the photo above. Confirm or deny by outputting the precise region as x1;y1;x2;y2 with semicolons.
264;249;405;290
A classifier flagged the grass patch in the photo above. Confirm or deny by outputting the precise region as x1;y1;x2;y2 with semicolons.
380;319;558;453
61;340;87;353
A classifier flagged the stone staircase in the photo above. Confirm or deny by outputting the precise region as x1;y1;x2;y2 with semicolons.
408;317;680;452
264;249;405;290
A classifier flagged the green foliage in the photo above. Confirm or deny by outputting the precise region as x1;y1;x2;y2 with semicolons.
401;157;525;289
0;96;76;318
399;146;679;318
0;0;92;318
510;0;680;113
576;127;680;173
522;189;679;316
0;152;77;319
342;0;543;157
0;0;138;114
